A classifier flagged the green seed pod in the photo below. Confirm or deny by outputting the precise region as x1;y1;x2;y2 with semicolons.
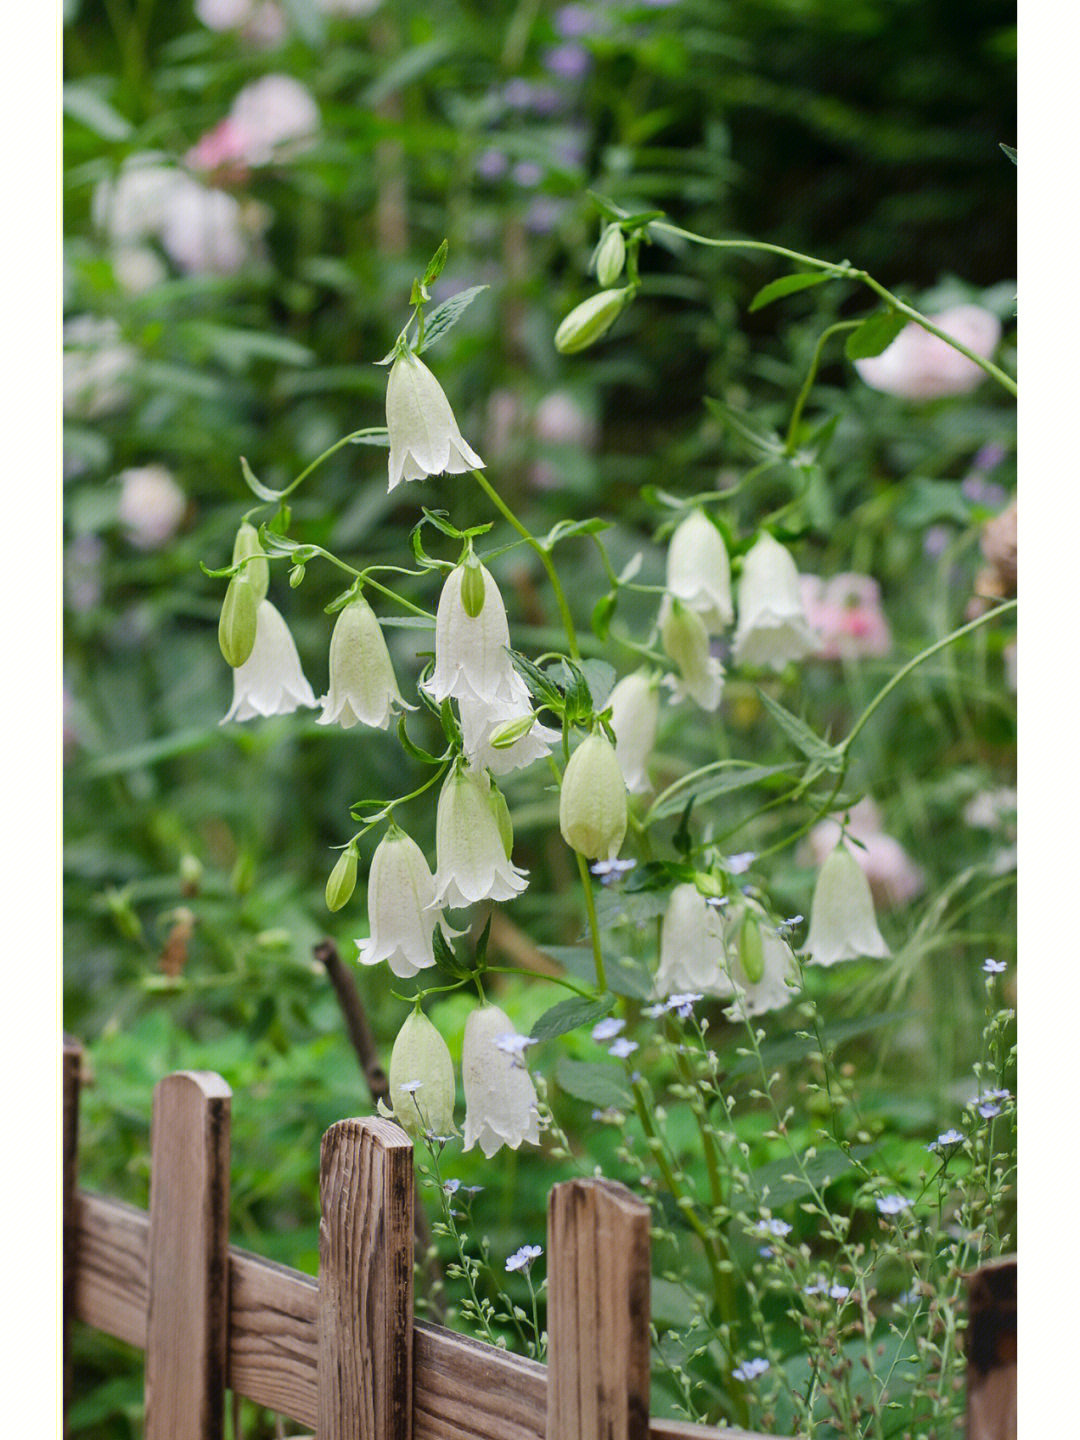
554;287;633;355
232;522;269;600
738;914;765;985
595;225;626;287
460;554;487;618
325;846;358;913
218;574;258;668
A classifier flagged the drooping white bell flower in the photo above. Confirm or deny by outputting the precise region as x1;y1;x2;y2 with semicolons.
221;599;317;723
383;1009;456;1141
462;1004;542;1158
655;884;736;998
426;559;519;708
608;670;660;794
318;594;413;730
385;349;484;491
559;731;628;860
660;595;725;712
458;669;560;775
722;906;800;1020
666;510;734;634
803;842;890;967
356;826;455;978
432;766;529;908
733;532;816;671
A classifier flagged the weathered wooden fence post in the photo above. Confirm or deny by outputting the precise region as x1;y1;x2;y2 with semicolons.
318;1117;415;1440
63;1036;83;1433
546;1177;652;1440
966;1256;1017;1440
144;1071;232;1440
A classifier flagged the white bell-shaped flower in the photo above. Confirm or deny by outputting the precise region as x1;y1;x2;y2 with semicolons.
318;594;413;730
559;731;628;860
655;884;736;998
384;1010;456;1141
462;1004;542;1158
722;906;800;1020
458;669;560;775
608;670;660;794
432;765;529;908
803;842;890;967
426;559;519;709
385;349;484;491
733;532;816;670
666;510;734;634
660;595;725;712
356;827;454;978
221;599;317;723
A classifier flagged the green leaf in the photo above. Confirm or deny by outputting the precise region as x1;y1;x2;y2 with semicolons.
578;659;616;711
64;82;132;140
530;994;614;1042
544;516;611;547
895;478;973;527
240;456;286;503
1000;143;1017;166
703;397;785;460
395;715;445;765
509;650;565;711
362;39;452;107
591;591;617;641
646;763;795;822
543;944;653;1000
555;1057;632;1109
748;271;838;312
417;286;489;353
845;310;908;361
423;239;449;286
756;691;843;770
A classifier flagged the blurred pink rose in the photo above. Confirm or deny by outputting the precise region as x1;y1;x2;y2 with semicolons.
194;0;288;47
804;799;925;910
854;305;1002;400
188;76;319;175
117;466;188;551
800;573;892;660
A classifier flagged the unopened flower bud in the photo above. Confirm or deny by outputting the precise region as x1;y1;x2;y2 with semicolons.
559;731;628;860
387;1010;456;1141
179;853;203;897
737;914;765;985
219;574;258;668
325;845;358;913
232;522;269;600
460;554;487;619
595;225;626;287
488;783;515;859
488;713;537;750
289;564;305;588
554;287;633;355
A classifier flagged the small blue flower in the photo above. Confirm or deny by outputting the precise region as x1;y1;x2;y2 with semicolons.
609;1037;639;1059
590;857;636;885
829;1284;851;1301
591;1017;626;1042
505;1244;543;1273
725;852;756;875
732;1357;770;1383
754;1218;793;1238
928;1128;965;1152
876;1194;911;1216
978;1101;1002;1118
982;958;1007;974
494;1032;539;1056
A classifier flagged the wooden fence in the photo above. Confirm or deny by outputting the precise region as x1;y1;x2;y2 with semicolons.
63;1038;1015;1440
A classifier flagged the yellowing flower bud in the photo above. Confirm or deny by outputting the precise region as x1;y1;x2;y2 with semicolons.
559;731;628;860
554;287;633;355
218;574;258;668
388;1010;456;1141
232;522;269;600
595;225;626;287
325;846;358;913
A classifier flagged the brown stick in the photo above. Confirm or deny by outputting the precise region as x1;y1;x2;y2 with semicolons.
63;1036;83;1434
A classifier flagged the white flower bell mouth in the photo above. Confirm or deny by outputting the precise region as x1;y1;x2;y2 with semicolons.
655;883;736;998
608;670;660;794
426;558;520;709
803;842;890;967
432;765;529;907
221;599;317;723
356;827;455;978
385;349;484;490
318;594;413;731
462;1004;542;1158
660;594;725;712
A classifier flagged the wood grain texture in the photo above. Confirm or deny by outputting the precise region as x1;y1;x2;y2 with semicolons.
546;1178;652;1440
63;1038;83;1430
318;1118;414;1440
966;1257;1017;1440
145;1071;232;1440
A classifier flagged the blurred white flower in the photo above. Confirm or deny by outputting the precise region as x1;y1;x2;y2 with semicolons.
226;74;319;166
91;153;184;245
655;884;736;998
221;599;317;722
804;799;924;910
799;573;892;661
432;766;528;907
385;1009;456;1140
660;594;724;711
803;842;890;967
608;670;660;794
559;731;628;860
112;245;168;296
194;0;288;46
535;389;596;447
356;827;455;978
158;177;254;275
733;532;816;670
854;305;1002;401
63;315;136;419
318;595;413;730
457;670;559;775
462;1004;542;1158
385;350;484;490
426;560;518;709
116;466;187;551
666;510;733;633
722;907;800;1020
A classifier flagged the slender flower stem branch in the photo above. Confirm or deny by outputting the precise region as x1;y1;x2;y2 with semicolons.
575;852;607;992
785;321;863;453
277;428;389;501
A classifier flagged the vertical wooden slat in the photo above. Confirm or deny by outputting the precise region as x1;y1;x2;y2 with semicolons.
62;1036;83;1432
546;1178;652;1440
966;1257;1017;1440
318;1117;415;1440
144;1071;232;1440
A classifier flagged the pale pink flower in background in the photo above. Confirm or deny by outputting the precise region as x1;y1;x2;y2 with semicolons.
116;466;187;551
221;600;317;723
535;390;597;446
804;799;924;910
799;573;892;661
854;305;1002;401
158;178;255;275
194;0;288;46
228;75;320;165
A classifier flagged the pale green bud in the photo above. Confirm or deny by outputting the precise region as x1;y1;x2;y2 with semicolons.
488;783;515;859
460;554;487;619
737;914;765;985
232;522;269;600
388;1010;456;1140
559;731;628;860
218;574;258;668
289;564;306;588
488;713;537;750
595;225;626;288
325;846;358;913
554;287;633;355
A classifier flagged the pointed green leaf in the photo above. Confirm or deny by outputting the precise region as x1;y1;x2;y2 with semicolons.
703;397;785;460
748;271;837;312
531;994;615;1043
423;239;449;286
240;456;286;503
845;310;908;361
417;286;489;353
554;1056;631;1108
756;690;843;770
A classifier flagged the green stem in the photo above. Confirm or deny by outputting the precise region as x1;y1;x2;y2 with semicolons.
784;321;863;453
575;853;607;992
482;965;597;999
279;428;389;501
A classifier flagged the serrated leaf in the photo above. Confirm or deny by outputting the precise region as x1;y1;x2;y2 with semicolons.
530;994;614;1042
756;691;843;770
578;659;616;710
509;650;565;711
554;1057;631;1109
748;271;837;312
845;310;908;361
240;456;286;503
417;286;488;353
703;397;785;460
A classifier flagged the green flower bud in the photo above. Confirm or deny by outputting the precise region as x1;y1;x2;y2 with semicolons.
554;287;633;355
460;554;487;619
488;783;515;859
488;713;537;750
218;574;258;668
289;564;306;588
325;846;358;913
387;1010;456;1141
232;522;269;600
737;914;765;985
595;225;626;288
559;731;628;860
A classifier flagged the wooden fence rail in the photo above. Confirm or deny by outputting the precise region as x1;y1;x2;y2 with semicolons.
62;1038;1014;1440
